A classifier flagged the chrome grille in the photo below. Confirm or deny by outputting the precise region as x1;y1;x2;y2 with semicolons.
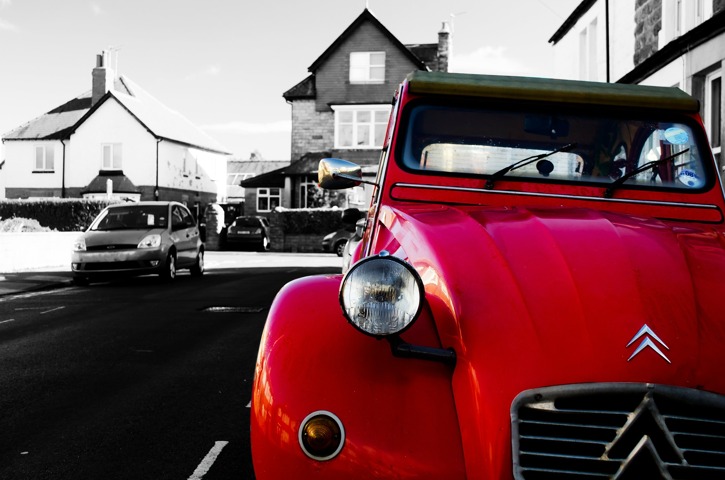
512;384;725;479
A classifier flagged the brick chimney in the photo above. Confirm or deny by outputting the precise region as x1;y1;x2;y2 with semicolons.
437;21;451;73
92;50;115;106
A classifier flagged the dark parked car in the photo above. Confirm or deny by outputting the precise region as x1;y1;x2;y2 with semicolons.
321;208;363;256
226;216;271;251
71;201;204;284
341;217;365;272
321;227;354;256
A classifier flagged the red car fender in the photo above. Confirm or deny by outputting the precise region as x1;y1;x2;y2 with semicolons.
251;274;466;479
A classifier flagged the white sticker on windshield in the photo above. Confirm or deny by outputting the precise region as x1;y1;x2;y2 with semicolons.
147;215;155;225
664;127;689;145
678;169;704;188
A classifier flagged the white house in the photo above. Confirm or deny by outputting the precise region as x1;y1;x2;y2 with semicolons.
549;0;724;172
1;50;231;217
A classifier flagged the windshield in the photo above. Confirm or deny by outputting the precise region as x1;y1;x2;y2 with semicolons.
400;104;711;192
234;217;262;228
90;205;169;231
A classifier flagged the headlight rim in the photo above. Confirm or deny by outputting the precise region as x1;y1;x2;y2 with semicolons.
338;253;425;338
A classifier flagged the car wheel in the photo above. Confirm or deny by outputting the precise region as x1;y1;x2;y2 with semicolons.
191;250;204;277
160;252;177;281
73;276;89;286
335;240;347;257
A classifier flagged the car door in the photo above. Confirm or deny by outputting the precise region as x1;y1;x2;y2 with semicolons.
171;205;197;266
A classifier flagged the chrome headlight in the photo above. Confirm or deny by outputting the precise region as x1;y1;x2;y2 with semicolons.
137;234;161;249
339;252;424;336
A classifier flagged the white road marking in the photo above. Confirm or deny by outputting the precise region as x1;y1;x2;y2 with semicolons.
0;319;16;325
40;306;65;315
187;441;229;480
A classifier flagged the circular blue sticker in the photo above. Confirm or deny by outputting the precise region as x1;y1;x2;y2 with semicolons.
664;127;689;145
678;169;704;188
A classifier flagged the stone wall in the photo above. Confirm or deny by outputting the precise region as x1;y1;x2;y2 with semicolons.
634;0;662;66
290;99;334;161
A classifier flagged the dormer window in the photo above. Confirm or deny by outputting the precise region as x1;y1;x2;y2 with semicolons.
349;52;385;84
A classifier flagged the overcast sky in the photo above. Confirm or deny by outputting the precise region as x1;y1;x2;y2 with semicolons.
0;0;581;161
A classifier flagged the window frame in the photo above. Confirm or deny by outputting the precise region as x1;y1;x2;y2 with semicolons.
101;143;123;171
34;144;55;172
333;104;392;149
299;175;319;208
257;187;281;213
349;51;386;84
705;69;722;164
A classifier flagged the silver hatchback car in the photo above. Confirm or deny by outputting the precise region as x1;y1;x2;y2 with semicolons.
71;201;204;285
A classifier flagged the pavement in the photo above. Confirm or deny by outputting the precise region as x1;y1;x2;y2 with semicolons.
0;251;342;298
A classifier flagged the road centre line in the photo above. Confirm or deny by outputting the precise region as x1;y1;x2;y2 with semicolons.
40;306;65;315
187;441;229;480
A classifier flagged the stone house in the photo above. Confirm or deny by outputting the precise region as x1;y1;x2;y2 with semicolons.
241;8;450;215
549;0;724;171
1;50;231;218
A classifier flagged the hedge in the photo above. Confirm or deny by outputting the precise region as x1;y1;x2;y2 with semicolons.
0;199;117;232
273;208;364;235
0;200;365;236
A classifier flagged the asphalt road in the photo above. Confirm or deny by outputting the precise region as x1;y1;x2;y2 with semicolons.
0;263;341;480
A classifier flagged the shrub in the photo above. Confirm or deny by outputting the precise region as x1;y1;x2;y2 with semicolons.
0;199;118;231
0;217;51;232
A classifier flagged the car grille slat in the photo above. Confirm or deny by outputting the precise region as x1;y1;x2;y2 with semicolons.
512;384;725;479
86;244;137;251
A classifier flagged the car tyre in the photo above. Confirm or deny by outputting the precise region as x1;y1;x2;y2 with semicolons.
191;250;204;277
160;252;177;281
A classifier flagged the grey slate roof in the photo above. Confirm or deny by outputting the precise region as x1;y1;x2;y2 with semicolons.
3;75;230;155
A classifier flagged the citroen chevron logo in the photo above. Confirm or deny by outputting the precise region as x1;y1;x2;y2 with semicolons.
627;324;671;363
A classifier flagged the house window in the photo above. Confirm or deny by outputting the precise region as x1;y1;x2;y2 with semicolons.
299;176;319;208
705;70;722;165
349;52;385;84
661;0;713;46
102;143;122;170
257;188;281;212
578;18;598;81
34;145;55;171
347;186;366;207
333;105;391;149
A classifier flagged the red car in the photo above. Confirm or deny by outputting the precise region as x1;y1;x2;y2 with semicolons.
251;71;725;479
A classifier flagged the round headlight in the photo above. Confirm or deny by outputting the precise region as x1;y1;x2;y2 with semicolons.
339;253;424;336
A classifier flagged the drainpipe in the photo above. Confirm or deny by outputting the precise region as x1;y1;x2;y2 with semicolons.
60;139;67;198
155;138;161;200
605;0;611;83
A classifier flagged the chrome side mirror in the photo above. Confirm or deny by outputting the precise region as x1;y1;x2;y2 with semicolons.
318;158;363;190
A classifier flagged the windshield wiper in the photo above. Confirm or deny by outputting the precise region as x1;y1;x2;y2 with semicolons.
603;148;690;198
485;143;576;190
